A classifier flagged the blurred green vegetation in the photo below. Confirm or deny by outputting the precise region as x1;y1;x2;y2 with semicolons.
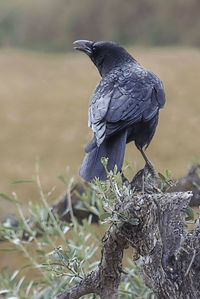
0;0;200;52
0;165;155;298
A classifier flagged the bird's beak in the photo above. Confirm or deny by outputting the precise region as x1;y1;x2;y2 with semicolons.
73;40;94;56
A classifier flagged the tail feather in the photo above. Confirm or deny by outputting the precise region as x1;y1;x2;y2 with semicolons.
79;130;128;182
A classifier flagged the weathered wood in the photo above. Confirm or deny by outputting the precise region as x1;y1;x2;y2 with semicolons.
56;229;129;299
118;191;199;299
56;188;200;299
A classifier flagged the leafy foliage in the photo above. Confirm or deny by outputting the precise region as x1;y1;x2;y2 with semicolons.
158;169;176;192
0;162;153;298
92;158;139;228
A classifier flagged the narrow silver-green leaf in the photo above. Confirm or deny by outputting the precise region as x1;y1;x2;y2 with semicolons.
0;193;17;202
11;179;34;184
99;212;111;221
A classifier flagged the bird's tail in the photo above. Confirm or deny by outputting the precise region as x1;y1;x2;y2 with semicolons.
79;130;128;182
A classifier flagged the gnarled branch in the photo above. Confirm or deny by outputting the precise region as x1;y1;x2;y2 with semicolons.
56;189;200;299
57;229;129;299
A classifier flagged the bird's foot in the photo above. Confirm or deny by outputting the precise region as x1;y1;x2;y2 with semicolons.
144;161;156;177
131;164;159;193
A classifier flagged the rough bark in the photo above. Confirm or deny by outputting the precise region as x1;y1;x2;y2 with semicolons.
56;229;129;299
119;191;199;299
56;187;200;299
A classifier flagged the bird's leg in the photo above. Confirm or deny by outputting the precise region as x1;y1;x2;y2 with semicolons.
131;146;159;192
139;147;156;177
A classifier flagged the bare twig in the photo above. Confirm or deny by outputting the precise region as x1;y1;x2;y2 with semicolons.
185;249;196;277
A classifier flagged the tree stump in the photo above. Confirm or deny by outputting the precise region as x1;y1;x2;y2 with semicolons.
57;183;200;299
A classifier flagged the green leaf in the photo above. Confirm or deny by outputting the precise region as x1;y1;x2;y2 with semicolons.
60;250;69;261
73;277;82;283
52;252;62;261
26;280;34;297
101;157;108;167
165;169;172;179
158;172;166;181
116;222;124;228
0;248;19;252
113;164;118;175
0;193;17;202
73;261;78;272
16;276;25;291
99;212;111;221
128;217;139;226
10;270;20;281
58;175;68;185
186;206;194;221
11;179;34;184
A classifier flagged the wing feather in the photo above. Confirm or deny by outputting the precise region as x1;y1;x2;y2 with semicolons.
88;64;165;146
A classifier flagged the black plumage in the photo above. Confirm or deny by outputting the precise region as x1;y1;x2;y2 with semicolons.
73;40;165;182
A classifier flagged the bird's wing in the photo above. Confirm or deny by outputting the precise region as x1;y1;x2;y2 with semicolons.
88;77;115;146
105;68;165;136
89;65;165;145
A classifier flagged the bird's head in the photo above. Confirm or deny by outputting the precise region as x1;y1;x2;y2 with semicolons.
73;40;134;77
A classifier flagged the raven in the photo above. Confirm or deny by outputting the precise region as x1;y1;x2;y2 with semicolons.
73;40;165;182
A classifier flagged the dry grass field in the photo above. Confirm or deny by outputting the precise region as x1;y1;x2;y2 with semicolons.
0;46;200;220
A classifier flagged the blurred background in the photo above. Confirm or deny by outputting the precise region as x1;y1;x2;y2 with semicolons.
1;0;200;50
0;0;200;220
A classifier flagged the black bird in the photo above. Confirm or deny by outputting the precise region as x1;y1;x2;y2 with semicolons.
73;40;165;182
